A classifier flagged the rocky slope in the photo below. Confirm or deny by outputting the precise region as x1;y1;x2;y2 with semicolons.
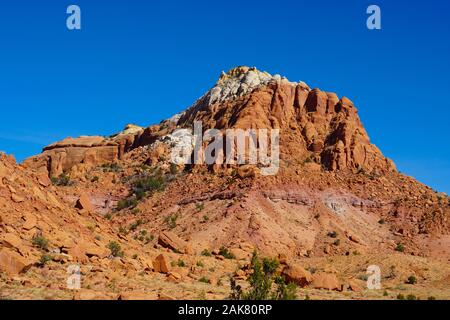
1;66;449;300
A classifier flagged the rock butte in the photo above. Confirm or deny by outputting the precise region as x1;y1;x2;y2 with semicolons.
1;66;449;300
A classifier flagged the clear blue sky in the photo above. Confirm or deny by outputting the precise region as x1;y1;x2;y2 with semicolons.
0;0;449;193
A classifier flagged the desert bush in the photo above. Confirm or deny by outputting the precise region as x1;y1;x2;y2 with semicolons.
107;241;124;257
101;163;122;173
39;254;52;266
51;173;72;186
32;235;49;251
230;251;296;300
201;249;212;257
407;275;417;285
395;243;405;252
196;202;205;212
219;247;235;259
199;277;210;284
116;197;138;210
165;213;179;229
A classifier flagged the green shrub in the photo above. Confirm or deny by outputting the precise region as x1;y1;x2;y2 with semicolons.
164;213;179;229
196;202;205;212
129;219;143;231
101;163;122;173
406;294;417;300
219;247;235;259
407;276;417;285
32;235;49;250
397;294;405;300
170;163;178;175
116;197;138;210
107;241;124;258
428;296;436;300
177;259;186;267
230;251;296;300
201;249;212;257
196;261;205;268
51;173;72;186
395;243;405;252
132;175;165;195
199;277;210;284
39;254;52;266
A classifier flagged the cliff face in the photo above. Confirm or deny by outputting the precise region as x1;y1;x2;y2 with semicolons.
25;66;395;178
178;66;395;173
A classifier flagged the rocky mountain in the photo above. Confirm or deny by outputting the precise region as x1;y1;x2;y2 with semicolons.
1;67;449;300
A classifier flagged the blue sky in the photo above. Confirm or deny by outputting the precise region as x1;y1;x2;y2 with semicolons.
0;0;449;193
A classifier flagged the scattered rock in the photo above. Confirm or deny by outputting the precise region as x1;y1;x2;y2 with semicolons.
311;273;341;291
0;249;33;276
158;231;186;253
281;263;312;287
153;254;170;273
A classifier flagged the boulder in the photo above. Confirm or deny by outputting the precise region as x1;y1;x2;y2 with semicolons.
281;263;312;287
311;273;340;291
158;231;186;253
0;248;33;275
153;254;170;273
75;193;94;212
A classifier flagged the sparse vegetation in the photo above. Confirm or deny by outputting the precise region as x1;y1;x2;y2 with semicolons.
397;294;405;300
164;213;179;229
101;162;122;173
116;197;138;210
107;241;124;258
395;243;405;253
196;261;205;268
219;246;235;260
199;277;210;284
51;173;72;187
407;275;417;285
406;294;417;300
201;249;212;257
170;163;178;175
196;202;205;212
39;254;52;266
129;219;143;231
32;235;49;251
230;251;297;300
177;259;186;267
